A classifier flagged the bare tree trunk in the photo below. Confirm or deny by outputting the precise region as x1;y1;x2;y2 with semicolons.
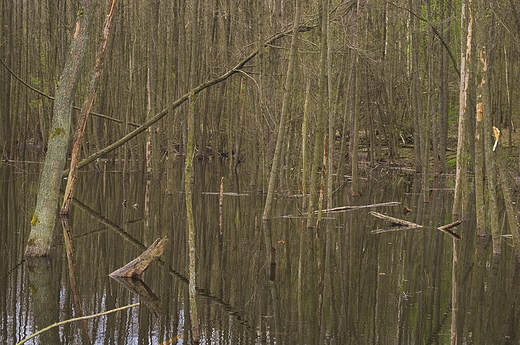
476;3;500;253
186;0;200;341
409;0;423;173
262;1;302;221
452;0;472;218
26;0;92;256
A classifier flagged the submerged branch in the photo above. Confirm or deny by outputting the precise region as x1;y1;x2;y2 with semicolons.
369;211;423;228
318;201;400;213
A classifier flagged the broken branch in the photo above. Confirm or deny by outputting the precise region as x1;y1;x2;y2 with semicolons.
109;237;168;278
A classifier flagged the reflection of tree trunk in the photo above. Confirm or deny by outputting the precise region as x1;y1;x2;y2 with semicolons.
25;257;60;344
60;215;90;343
450;238;458;344
110;277;163;316
26;0;91;256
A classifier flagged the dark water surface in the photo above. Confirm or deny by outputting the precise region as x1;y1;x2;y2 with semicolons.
2;162;520;344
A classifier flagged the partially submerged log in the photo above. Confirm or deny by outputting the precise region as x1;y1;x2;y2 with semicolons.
369;211;423;228
109;237;168;278
437;221;462;239
371;226;419;234
318;201;401;213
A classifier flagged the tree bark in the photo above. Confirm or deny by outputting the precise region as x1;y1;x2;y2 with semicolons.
26;0;92;256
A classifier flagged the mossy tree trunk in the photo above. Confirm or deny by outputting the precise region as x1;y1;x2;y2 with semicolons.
25;0;91;257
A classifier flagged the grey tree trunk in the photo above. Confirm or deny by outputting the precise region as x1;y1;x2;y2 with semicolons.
26;0;91;256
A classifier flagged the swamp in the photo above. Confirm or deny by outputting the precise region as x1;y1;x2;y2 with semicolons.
2;0;520;343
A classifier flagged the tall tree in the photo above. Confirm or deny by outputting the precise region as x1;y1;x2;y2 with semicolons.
26;0;92;256
452;0;473;218
262;0;302;221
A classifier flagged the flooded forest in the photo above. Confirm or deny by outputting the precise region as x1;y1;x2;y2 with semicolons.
2;0;520;344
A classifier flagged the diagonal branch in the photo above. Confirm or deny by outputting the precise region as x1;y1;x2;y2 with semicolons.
62;23;317;176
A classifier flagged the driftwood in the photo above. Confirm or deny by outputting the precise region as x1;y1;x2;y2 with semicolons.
371;226;420;234
318;201;401;213
369;211;423;228
437;221;462;239
109;237;168;278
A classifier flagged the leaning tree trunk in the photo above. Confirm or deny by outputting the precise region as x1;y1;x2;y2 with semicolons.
61;0;118;215
26;0;91;256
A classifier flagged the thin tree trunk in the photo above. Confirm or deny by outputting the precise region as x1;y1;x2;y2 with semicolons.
409;0;423;173
452;0;472;218
262;1;302;221
186;0;200;341
26;0;92;256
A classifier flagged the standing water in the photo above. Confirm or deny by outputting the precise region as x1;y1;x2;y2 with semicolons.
1;162;519;344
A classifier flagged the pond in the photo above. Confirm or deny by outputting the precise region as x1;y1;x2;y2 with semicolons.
1;161;519;344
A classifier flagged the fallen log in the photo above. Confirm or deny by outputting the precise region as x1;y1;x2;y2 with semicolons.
369;211;423;228
437;221;462;239
109;237;168;278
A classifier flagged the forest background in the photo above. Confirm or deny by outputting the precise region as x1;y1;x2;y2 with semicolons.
1;0;520;251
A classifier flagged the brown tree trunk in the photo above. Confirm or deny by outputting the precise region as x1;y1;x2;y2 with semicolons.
61;0;118;215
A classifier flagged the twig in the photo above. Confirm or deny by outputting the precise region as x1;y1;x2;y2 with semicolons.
15;303;140;345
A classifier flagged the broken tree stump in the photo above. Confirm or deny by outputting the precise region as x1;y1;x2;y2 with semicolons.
109;237;168;278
